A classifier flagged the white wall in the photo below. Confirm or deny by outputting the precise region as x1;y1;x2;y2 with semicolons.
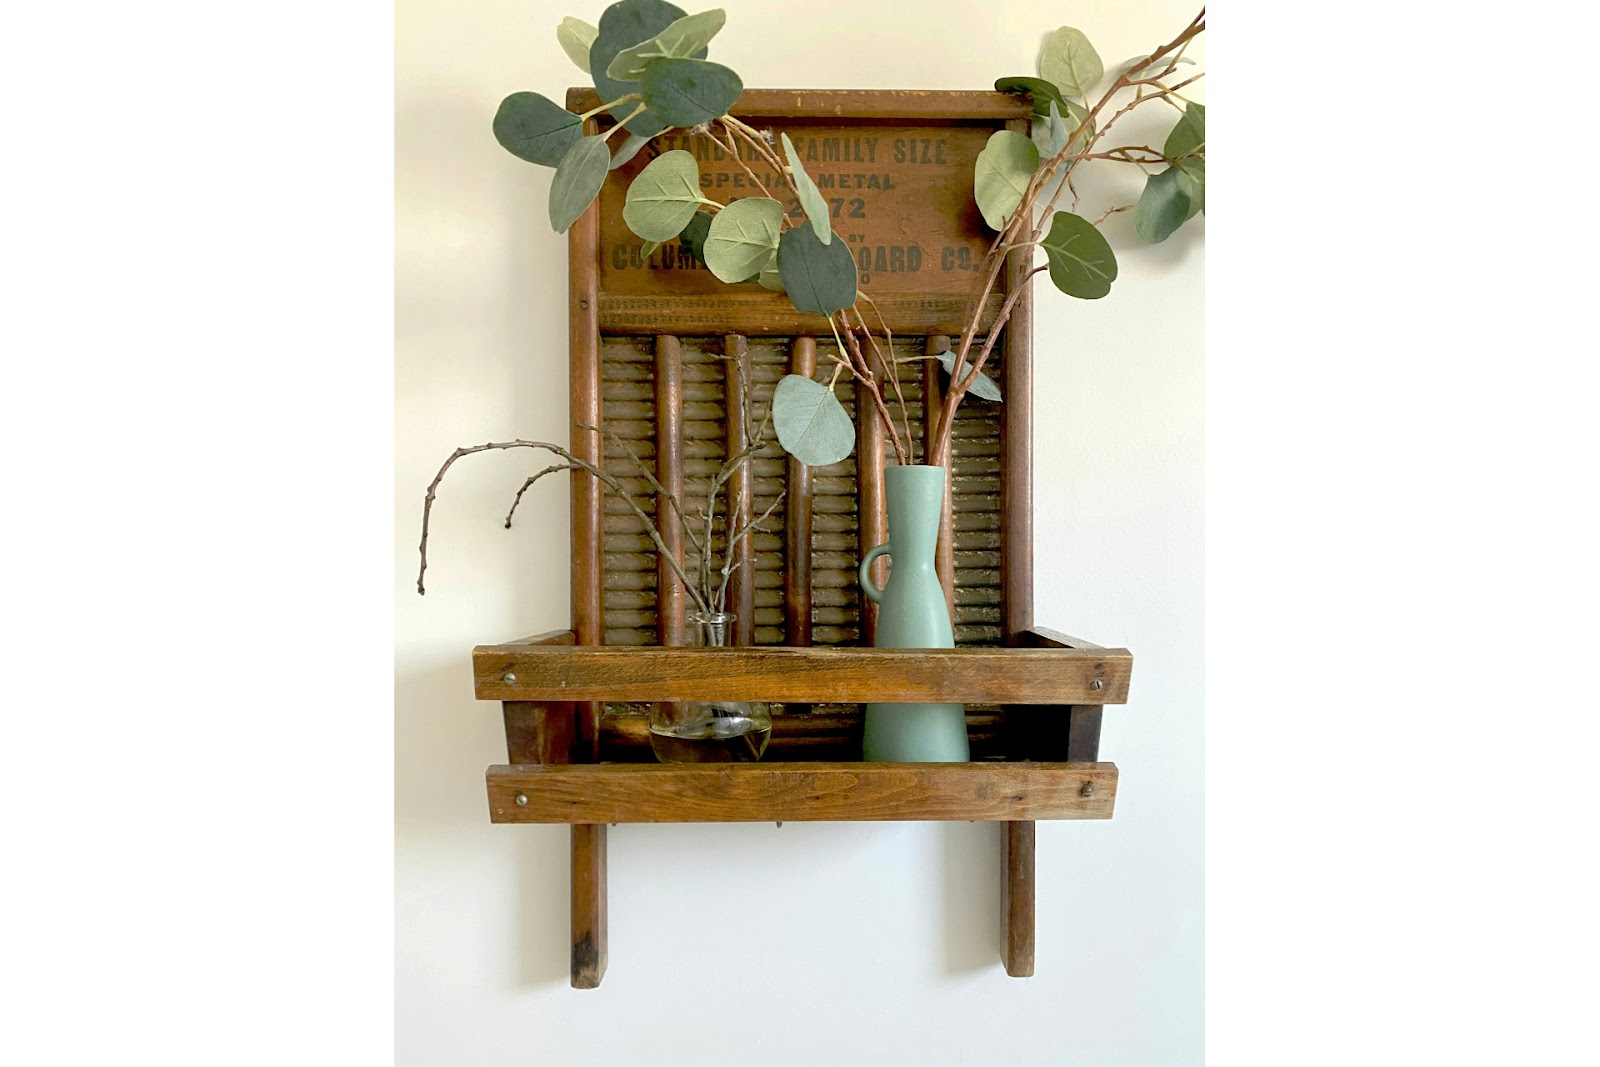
396;2;1203;1062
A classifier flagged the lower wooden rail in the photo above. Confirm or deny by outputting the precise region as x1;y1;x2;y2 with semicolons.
487;761;1118;824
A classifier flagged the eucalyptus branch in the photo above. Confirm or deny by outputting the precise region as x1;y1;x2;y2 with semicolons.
504;462;584;526
715;490;786;609
833;311;909;466
604;103;648;142
852;304;914;466
577;420;706;562
417;439;708;615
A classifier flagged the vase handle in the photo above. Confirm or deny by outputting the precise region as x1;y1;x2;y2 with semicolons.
859;543;892;604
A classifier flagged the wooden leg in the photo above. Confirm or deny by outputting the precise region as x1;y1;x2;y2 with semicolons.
571;823;608;989
1002;820;1035;977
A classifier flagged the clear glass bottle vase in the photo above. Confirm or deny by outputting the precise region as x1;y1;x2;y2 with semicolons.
648;611;772;763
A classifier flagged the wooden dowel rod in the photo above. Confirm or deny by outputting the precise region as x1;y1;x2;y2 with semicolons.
923;335;956;622
654;335;686;645
999;119;1035;646
725;334;754;645
856;378;887;645
1002;820;1036;977
785;337;816;649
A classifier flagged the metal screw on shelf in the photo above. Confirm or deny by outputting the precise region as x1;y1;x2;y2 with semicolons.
502;672;517;685
514;794;528;806
1080;782;1095;798
1090;678;1104;691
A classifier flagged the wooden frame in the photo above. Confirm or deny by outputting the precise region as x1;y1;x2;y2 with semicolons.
476;90;1130;988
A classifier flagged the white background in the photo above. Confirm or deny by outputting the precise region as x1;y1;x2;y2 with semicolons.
5;1;1599;1064
396;2;1202;1064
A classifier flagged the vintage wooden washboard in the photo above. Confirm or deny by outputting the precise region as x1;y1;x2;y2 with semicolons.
473;89;1134;988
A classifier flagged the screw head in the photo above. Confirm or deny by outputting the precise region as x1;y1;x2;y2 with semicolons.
514;793;528;806
502;672;517;685
1090;678;1104;691
1080;782;1095;798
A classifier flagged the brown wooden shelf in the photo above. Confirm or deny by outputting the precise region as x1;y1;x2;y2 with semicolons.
487;760;1118;824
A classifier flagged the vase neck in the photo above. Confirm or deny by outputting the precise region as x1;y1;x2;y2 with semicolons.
884;465;946;562
687;611;736;648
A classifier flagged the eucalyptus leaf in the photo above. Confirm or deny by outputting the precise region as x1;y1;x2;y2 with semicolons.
994;75;1068;117
771;374;855;466
777;224;857;317
1135;167;1192;243
622;149;704;241
1113;53;1197;82
678;210;713;263
1174;156;1204;219
703;197;783;283
549;135;612;233
1040;210;1118;299
640;240;661;258
590;0;697;139
1040;26;1103;100
1033;99;1070;156
933;347;1002;402
780;132;832;246
757;249;785;292
609;132;655;170
556;17;599;73
1164;102;1205;161
493;92;582;167
973;129;1039;231
605;8;726;81
639;57;743;128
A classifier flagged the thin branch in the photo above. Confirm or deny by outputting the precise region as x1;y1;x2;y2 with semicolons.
504;463;584;527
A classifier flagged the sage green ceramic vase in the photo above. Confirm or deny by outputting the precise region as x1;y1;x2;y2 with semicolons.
859;464;971;762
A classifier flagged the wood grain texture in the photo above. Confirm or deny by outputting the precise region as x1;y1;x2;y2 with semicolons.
502;702;576;765
570;117;605;764
1002;821;1036;977
654;336;686;645
474;644;1132;704
488;761;1117;824
784;338;816;648
567;88;1033;121
570;822;607;989
856;377;887;644
923;335;956;618
505;629;577;647
597;295;1007;337
725;335;754;645
1020;626;1106;650
1000;115;1035;646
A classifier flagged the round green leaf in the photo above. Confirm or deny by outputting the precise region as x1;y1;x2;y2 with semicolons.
780;132;832;246
678;209;713;263
549;135;612;233
772;374;855;467
973;129;1039;231
605;8;726;81
995;76;1068;117
777;224;857;317
622;149;703;241
1164;102;1205;161
639;57;743;128
493;92;582;167
1040;26;1103;100
1135;167;1193;243
1174;156;1204;219
933;347;1002;402
556;17;599;74
590;0;696;139
703;197;782;283
1041;210;1118;299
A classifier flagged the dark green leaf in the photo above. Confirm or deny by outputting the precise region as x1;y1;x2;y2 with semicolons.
1174;156;1204;219
590;0;698;139
1041;210;1118;298
605;8;726;81
493;92;582;167
1165;102;1205;161
933;346;1002;402
557;17;599;73
549;135;612;233
973;129;1039;231
639;57;743;128
1040;26;1103;100
994;75;1068;117
622;149;703;241
703;197;782;282
1135;167;1192;243
780;132;832;246
777;224;857;317
772;374;855;466
678;210;713;263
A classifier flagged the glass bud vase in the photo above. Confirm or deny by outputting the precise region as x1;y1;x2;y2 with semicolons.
648;611;772;763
